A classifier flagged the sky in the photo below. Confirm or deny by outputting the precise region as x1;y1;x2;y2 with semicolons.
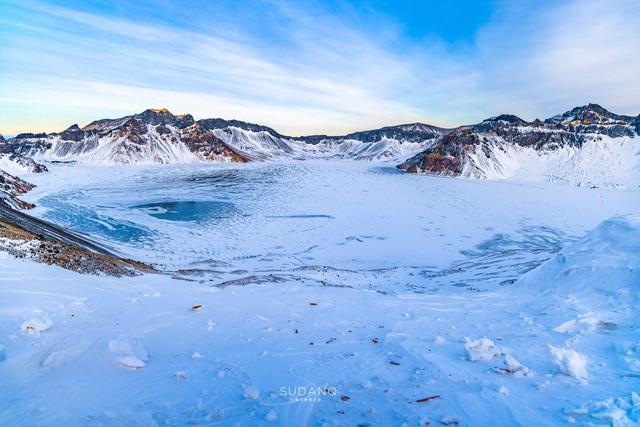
0;0;639;136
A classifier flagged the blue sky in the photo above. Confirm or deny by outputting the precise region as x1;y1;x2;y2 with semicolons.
1;0;639;136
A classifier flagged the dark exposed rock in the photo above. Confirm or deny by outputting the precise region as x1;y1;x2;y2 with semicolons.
133;108;195;128
60;124;86;142
398;129;478;174
15;132;48;140
0;169;36;209
180;124;247;162
199;118;284;137
2;155;48;173
342;123;446;143
545;103;634;125
0;199;154;276
298;123;447;145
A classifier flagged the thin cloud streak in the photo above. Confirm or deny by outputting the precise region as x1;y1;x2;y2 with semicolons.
0;0;638;136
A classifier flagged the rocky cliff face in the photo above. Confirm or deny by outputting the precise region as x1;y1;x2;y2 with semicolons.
0;169;37;210
397;104;640;187
1;133;48;175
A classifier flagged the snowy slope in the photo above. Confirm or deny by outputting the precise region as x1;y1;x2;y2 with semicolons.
1;211;639;425
0;154;48;175
461;135;640;187
30;126;199;165
210;127;295;160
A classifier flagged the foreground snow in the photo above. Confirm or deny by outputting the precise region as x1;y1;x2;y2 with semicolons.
0;213;638;425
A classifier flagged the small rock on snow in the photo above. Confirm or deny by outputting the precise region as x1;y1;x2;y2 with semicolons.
20;317;52;335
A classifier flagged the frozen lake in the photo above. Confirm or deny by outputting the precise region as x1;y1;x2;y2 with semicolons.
24;160;638;292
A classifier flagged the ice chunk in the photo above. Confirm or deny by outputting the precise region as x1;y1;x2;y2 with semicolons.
265;410;277;422
549;345;588;380
554;314;616;334
503;354;530;376
117;356;146;369
109;338;149;370
243;386;260;400
464;338;501;362
20;317;52;335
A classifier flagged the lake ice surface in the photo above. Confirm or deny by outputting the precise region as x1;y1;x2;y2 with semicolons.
24;160;638;293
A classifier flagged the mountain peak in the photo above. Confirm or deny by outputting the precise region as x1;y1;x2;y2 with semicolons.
134;108;176;125
133;109;195;128
65;124;82;132
198;118;283;136
545;103;631;125
483;114;527;125
59;123;86;141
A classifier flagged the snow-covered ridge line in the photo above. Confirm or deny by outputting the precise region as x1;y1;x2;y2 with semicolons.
1;111;447;166
2;103;639;187
398;103;640;188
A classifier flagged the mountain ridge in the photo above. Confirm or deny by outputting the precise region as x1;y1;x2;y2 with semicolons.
398;104;640;187
2;108;448;164
2;103;639;187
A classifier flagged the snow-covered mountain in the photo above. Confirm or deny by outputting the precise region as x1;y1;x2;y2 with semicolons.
293;123;445;160
4;104;639;187
0;133;48;177
7;110;246;165
4;110;445;165
398;104;640;188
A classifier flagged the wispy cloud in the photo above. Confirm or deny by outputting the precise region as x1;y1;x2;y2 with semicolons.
0;0;638;136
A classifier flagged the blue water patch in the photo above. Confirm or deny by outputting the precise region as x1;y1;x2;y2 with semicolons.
131;201;238;223
39;195;153;244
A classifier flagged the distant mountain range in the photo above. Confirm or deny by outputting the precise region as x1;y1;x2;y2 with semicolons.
0;108;446;166
1;104;639;188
